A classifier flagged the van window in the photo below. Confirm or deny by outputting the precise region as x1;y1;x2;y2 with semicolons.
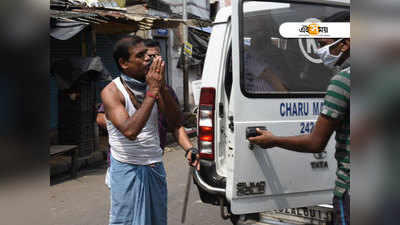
240;1;349;97
225;47;233;102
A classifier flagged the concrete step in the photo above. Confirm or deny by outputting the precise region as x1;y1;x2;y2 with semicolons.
50;150;106;177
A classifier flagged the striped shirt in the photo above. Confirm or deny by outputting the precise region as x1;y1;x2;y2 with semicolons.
321;67;350;198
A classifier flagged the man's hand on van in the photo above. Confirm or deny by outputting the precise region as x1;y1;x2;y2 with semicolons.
248;128;276;149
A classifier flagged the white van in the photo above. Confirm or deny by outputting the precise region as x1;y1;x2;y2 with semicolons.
193;0;350;224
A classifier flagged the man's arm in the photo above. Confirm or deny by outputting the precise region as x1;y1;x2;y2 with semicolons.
174;126;200;171
96;112;107;130
158;87;182;130
174;126;193;150
101;56;164;140
101;84;160;141
250;72;349;153
249;114;340;153
155;58;182;130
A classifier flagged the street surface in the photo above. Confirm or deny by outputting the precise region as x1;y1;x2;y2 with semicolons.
50;139;232;225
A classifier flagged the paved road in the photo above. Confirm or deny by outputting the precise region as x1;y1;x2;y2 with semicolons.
50;141;232;225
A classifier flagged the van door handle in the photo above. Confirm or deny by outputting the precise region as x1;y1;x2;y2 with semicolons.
246;126;267;139
247;126;267;150
219;103;224;118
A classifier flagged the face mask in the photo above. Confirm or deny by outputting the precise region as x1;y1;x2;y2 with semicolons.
315;38;343;69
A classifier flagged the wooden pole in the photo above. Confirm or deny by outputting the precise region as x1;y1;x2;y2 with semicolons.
182;0;189;112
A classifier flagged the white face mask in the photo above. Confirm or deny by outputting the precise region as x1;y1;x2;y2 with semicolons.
315;38;343;69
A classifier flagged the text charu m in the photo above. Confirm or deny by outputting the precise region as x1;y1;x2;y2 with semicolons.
280;102;324;117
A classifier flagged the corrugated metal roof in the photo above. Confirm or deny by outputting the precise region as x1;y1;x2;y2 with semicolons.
50;0;188;33
52;0;125;10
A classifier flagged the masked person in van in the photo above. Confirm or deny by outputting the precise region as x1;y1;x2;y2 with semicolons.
249;11;350;225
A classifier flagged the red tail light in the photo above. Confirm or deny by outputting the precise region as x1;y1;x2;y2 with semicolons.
198;87;215;160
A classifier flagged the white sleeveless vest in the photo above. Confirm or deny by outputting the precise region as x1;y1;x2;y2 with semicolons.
106;77;162;165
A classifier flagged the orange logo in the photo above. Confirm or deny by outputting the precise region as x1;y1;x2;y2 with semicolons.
299;23;328;36
307;23;319;35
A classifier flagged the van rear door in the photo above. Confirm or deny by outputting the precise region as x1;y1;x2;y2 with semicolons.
227;0;350;214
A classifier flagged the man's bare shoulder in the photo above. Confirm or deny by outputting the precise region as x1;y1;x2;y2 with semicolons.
102;81;116;95
101;81;123;103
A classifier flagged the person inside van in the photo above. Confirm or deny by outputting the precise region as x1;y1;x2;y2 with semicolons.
248;11;350;225
243;35;288;93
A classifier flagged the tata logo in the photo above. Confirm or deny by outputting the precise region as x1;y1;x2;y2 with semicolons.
311;151;328;169
311;161;328;169
313;150;327;160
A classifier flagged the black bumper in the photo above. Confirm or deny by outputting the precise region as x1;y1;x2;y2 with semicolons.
193;159;226;205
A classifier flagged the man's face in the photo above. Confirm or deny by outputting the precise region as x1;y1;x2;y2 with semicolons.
316;38;350;66
146;46;160;59
119;42;150;80
316;38;350;56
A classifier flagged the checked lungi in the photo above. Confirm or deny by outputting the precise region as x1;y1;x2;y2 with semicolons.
109;155;167;225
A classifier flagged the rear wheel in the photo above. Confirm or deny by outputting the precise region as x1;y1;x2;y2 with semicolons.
230;213;260;225
230;215;240;225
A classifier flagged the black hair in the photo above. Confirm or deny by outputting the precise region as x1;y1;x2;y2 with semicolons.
323;11;350;66
143;39;160;48
323;11;350;22
113;35;144;72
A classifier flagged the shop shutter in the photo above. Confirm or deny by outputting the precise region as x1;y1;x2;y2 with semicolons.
50;35;82;129
96;34;120;78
